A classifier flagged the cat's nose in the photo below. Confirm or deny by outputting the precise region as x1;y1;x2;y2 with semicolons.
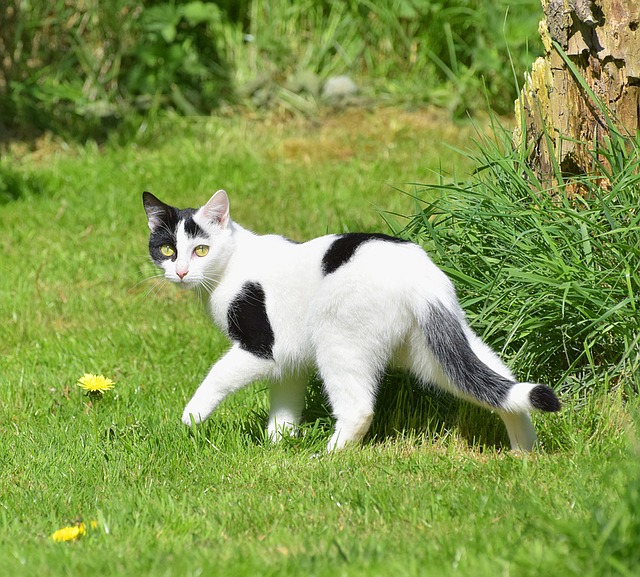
177;270;188;279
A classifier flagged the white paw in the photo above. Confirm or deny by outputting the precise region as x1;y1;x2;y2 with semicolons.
181;405;206;426
326;432;342;453
327;414;373;452
267;421;297;443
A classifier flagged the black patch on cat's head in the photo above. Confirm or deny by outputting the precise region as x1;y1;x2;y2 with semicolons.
321;232;409;275
142;192;204;263
183;211;207;238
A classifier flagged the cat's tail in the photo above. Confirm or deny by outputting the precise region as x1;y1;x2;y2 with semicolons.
421;303;561;413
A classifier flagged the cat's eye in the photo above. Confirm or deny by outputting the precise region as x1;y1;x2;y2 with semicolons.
194;245;209;257
160;244;175;257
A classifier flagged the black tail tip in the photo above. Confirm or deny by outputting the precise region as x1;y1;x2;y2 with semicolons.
530;384;561;412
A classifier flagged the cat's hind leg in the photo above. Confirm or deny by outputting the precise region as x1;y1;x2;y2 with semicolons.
267;373;308;442
182;344;275;425
310;275;403;452
495;410;537;452
323;373;377;453
315;350;382;452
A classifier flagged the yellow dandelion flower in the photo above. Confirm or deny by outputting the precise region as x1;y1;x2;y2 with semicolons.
51;523;86;542
77;373;114;395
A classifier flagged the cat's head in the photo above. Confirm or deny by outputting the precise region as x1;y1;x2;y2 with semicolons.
142;190;233;289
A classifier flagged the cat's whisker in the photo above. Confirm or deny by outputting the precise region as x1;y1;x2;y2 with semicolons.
200;275;221;292
129;273;166;290
135;276;170;302
143;283;165;302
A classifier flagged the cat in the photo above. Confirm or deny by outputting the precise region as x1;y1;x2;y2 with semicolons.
143;189;560;452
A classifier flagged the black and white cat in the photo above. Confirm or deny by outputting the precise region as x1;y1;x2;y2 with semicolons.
143;190;560;452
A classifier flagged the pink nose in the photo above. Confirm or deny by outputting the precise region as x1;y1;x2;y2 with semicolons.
177;270;188;279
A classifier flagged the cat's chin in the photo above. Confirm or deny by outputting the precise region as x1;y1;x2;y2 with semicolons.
169;277;201;290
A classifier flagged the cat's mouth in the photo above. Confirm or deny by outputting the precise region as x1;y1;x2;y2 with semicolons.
170;275;201;289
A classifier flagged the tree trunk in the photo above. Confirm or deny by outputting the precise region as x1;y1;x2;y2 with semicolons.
514;0;640;181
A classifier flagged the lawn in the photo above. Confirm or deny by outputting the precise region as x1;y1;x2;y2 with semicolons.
1;108;638;576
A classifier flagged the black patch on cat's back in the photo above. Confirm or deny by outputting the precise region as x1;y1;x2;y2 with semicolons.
227;282;274;359
321;233;409;276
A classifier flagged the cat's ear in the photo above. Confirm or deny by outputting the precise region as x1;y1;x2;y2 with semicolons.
143;191;171;231
198;190;230;228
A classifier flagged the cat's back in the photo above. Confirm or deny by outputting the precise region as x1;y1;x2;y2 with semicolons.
305;233;448;353
283;232;428;291
214;231;336;315
232;229;446;296
312;231;456;309
237;231;336;278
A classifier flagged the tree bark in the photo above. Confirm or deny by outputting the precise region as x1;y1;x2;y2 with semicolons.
514;0;640;181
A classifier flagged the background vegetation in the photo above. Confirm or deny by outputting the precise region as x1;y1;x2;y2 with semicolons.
1;0;542;139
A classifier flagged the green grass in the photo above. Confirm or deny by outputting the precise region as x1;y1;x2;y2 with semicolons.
1;110;639;576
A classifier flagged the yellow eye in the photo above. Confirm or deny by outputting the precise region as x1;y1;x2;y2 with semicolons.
194;245;209;257
160;244;175;257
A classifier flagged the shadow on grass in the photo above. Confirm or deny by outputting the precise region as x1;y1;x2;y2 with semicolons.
236;374;511;453
368;373;510;452
0;164;44;204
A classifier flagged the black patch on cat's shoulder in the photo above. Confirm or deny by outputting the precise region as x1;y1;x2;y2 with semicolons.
227;282;274;359
321;233;409;276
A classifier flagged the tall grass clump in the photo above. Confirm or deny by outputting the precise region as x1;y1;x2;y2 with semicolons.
405;125;640;398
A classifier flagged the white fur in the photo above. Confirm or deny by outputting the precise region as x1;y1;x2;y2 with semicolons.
151;191;543;452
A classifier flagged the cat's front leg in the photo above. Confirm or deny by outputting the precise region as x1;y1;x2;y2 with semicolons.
182;344;275;425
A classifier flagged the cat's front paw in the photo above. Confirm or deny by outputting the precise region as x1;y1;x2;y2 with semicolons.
181;406;206;426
